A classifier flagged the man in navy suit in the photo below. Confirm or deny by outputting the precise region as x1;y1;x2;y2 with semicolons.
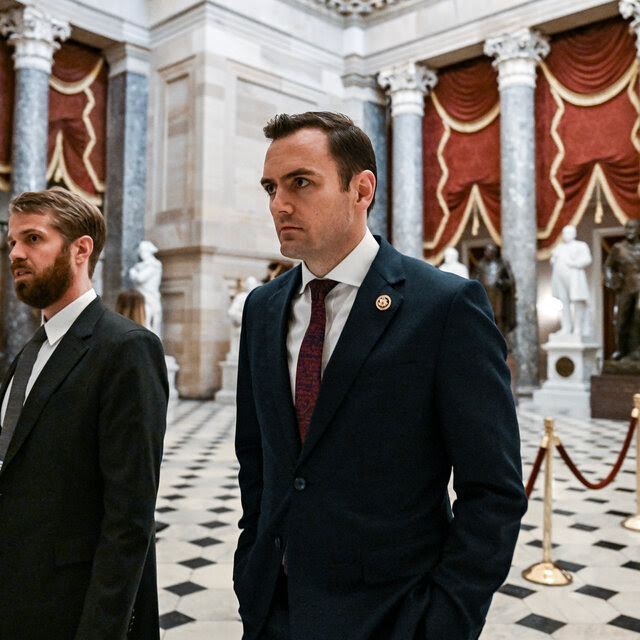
0;187;167;639
234;112;527;640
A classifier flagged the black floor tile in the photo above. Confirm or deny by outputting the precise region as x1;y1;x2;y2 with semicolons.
209;506;233;514
200;520;228;530
555;559;586;572
575;584;617;600
159;611;195;630
498;583;536;599
609;615;640;633
570;523;598;532
594;540;626;551
517;613;565;634
622;560;640;571
165;581;207;597
180;557;215;570
156;506;176;514
190;536;223;547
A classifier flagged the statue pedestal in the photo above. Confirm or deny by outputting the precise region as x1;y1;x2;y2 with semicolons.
591;371;640;419
530;333;599;418
215;329;240;405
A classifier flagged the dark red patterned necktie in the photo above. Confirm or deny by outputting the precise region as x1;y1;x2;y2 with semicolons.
295;279;337;443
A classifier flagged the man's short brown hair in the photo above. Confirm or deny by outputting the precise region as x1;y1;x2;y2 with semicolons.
263;111;377;212
9;187;106;277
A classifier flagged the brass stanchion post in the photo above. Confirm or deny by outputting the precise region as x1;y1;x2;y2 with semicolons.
622;394;640;532
523;417;573;586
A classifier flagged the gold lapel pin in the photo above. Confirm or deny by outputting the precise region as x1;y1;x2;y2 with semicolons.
376;294;391;311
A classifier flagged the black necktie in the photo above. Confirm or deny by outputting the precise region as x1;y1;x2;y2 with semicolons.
0;325;47;469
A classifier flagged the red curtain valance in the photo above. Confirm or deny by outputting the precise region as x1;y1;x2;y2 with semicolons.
48;40;107;205
423;57;500;264
535;17;640;256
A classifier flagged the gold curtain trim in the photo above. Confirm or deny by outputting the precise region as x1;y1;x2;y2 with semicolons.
81;86;105;192
539;58;639;107
47;130;103;205
49;58;104;95
537;163;628;259
430;91;500;133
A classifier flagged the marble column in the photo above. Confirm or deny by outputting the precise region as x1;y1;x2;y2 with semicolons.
102;43;150;309
364;96;389;239
485;28;549;393
0;6;69;367
378;62;437;259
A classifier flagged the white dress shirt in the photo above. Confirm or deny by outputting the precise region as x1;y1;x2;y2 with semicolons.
1;288;97;424
287;228;380;399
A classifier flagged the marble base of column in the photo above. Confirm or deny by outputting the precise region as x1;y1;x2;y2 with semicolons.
102;71;149;308
392;112;423;259
363;100;388;239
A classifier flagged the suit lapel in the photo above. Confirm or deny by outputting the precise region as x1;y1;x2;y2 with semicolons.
299;238;405;464
263;267;301;468
1;298;104;473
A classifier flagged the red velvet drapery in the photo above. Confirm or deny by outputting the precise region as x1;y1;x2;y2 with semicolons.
535;17;640;256
48;40;107;204
423;57;500;264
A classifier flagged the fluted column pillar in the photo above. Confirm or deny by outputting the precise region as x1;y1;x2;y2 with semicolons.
378;62;437;259
485;28;549;393
0;6;69;366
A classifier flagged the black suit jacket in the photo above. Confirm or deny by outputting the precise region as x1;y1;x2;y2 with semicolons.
0;298;168;640
234;237;527;640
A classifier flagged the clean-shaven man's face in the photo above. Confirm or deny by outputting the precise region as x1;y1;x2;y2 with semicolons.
261;127;367;276
7;212;73;310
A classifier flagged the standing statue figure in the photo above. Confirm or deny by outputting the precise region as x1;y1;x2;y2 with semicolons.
475;243;516;339
551;225;592;337
129;240;163;338
604;219;640;360
227;276;261;362
439;247;469;278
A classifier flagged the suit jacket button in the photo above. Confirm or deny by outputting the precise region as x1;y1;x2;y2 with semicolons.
274;536;282;549
294;477;306;491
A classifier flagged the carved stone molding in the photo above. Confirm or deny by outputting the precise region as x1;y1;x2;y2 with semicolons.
0;5;70;73
313;0;403;15
620;0;640;52
484;28;549;90
378;61;437;116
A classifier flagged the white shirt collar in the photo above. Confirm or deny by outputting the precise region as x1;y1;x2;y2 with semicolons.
42;288;97;346
299;228;380;293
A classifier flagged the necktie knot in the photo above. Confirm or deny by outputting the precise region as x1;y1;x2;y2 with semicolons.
308;278;337;303
30;325;47;346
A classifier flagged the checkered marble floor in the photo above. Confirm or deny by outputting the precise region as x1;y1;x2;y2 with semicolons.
156;400;640;639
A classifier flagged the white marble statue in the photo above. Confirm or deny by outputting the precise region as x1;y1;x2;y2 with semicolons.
129;240;163;338
227;276;260;360
551;225;592;337
439;247;469;278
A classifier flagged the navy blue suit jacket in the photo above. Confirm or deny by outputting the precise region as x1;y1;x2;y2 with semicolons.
234;237;527;640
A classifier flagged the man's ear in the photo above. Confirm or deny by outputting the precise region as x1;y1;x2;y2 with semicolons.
353;169;376;212
72;235;94;269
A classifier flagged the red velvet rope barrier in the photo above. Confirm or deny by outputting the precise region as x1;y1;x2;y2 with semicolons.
555;416;637;490
525;445;547;498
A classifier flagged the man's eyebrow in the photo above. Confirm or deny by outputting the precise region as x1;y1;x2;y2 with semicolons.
260;168;318;186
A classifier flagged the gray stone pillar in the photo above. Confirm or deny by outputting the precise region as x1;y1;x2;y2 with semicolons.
378;62;437;259
363;97;389;239
0;6;69;366
485;28;549;393
102;43;150;309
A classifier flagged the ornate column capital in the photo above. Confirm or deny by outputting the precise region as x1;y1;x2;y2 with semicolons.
0;5;70;73
484;28;549;90
377;62;437;117
620;0;640;52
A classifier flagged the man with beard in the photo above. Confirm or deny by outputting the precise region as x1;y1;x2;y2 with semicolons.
0;187;168;640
